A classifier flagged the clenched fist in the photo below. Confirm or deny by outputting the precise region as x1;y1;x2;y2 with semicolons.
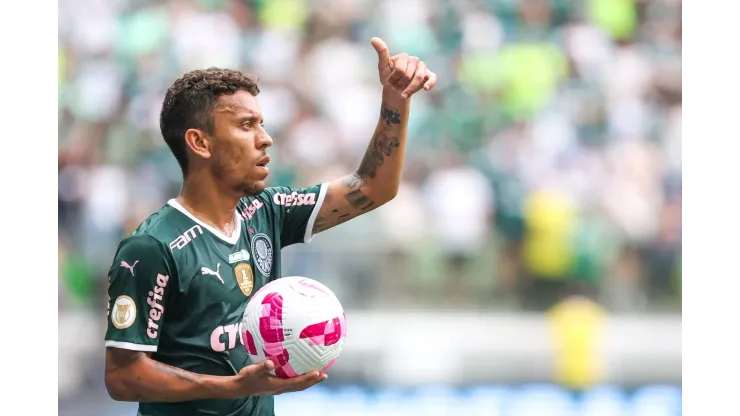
370;37;438;99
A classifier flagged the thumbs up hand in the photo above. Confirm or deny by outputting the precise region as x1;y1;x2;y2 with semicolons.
370;37;437;99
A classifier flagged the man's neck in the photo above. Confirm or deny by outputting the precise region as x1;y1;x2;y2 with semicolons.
176;176;240;236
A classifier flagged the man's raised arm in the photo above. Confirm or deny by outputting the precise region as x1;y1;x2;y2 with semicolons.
312;37;437;235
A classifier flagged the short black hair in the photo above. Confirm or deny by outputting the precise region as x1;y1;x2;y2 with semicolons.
159;67;260;176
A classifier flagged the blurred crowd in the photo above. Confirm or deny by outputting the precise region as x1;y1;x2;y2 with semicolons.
58;0;681;313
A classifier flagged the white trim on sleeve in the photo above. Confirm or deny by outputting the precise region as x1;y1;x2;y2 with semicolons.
105;340;158;352
303;183;329;243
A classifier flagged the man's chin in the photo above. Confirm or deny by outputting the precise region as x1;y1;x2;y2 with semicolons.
240;180;266;197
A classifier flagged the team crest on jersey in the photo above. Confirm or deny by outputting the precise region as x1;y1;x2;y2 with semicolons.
112;295;136;329
233;263;255;296
251;233;273;276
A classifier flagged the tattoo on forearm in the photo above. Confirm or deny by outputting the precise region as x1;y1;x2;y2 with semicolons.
381;105;402;131
357;131;400;180
154;362;201;384
310;105;403;235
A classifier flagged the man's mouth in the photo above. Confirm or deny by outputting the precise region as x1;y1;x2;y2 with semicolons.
257;156;270;168
256;156;270;174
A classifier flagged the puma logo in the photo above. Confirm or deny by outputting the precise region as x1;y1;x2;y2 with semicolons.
201;264;224;285
120;260;139;276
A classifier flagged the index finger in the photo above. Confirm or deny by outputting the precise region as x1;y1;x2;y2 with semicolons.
401;60;427;99
423;70;438;91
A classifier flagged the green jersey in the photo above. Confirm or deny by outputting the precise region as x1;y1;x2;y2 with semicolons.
105;183;328;416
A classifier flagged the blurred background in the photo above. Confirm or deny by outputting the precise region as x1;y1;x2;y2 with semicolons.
58;0;681;414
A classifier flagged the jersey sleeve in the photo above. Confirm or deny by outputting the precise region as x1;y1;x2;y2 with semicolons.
261;183;328;246
105;234;176;353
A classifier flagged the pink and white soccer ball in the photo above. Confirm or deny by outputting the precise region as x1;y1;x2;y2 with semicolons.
239;276;347;378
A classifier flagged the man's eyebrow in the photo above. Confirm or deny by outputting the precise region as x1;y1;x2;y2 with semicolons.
236;113;263;122
214;105;262;120
213;104;245;114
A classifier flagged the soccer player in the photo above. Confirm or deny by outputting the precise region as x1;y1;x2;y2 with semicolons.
103;37;437;416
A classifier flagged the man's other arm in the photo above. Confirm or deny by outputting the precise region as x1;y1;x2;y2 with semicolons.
312;38;437;235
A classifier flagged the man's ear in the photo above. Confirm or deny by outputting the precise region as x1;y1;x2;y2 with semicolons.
184;128;212;160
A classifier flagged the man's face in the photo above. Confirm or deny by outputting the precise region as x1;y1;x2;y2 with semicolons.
207;90;273;196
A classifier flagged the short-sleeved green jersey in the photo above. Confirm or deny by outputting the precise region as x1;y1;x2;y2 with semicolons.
105;183;328;416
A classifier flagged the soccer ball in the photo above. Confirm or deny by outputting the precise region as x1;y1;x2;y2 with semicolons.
239;276;347;378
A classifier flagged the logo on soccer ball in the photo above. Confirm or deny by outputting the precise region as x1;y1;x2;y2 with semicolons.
251;233;273;276
112;295;136;329
234;263;255;297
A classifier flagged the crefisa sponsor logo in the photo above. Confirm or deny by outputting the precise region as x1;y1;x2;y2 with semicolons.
241;199;264;220
273;192;316;207
146;273;169;339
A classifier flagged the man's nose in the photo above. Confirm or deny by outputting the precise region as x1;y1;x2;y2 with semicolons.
257;131;273;149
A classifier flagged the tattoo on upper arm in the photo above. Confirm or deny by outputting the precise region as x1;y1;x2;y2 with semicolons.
314;211;350;232
342;174;362;189
312;174;374;234
345;189;375;211
381;105;401;131
340;175;376;212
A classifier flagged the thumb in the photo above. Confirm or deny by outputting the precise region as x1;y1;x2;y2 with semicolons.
259;360;275;374
370;37;390;64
